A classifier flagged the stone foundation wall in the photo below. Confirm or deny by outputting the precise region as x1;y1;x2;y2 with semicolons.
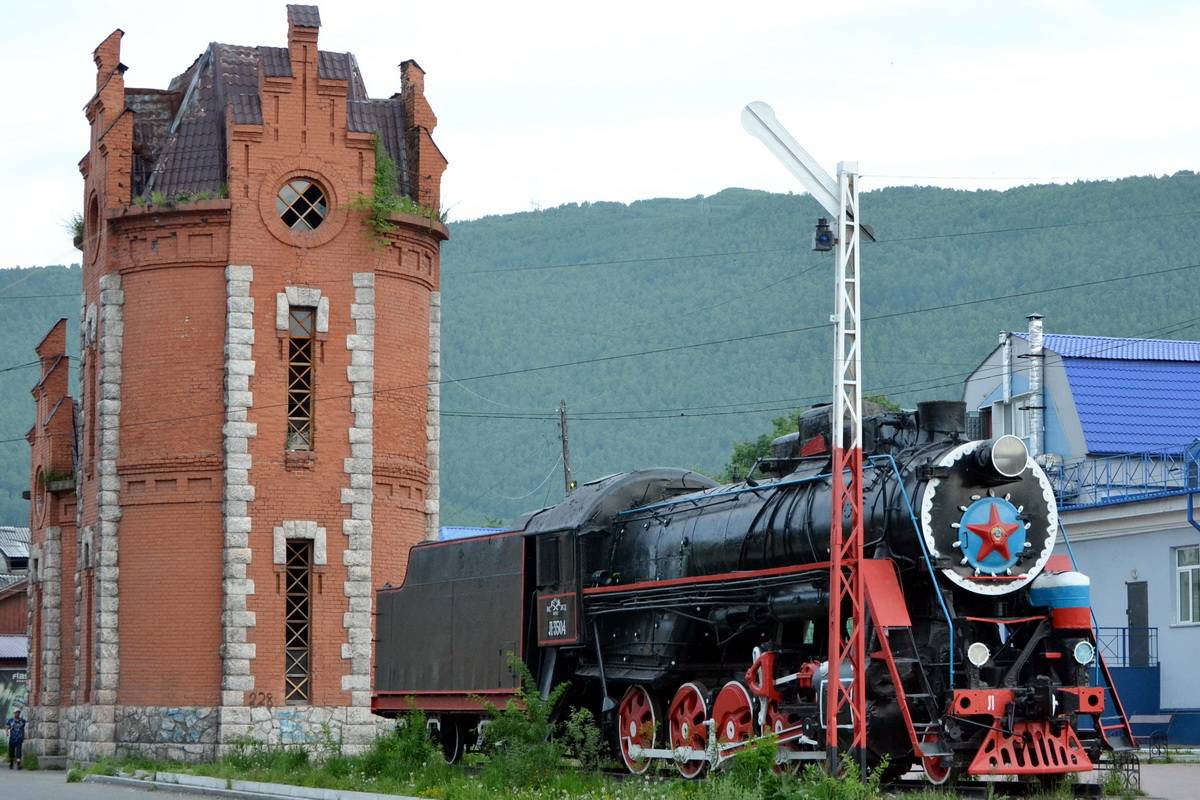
62;703;116;762
52;703;390;762
244;705;392;749
114;706;219;762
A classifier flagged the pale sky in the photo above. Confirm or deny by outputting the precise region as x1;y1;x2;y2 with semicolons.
1;0;1197;268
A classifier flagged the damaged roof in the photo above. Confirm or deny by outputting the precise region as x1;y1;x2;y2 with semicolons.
129;41;409;200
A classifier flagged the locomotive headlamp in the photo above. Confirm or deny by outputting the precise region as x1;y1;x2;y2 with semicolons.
980;435;1029;479
967;642;991;667
1072;640;1096;666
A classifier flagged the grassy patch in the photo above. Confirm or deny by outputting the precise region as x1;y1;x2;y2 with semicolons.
66;689;889;800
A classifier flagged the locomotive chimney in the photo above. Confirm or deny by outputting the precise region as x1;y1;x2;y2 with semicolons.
916;401;966;443
1026;314;1045;458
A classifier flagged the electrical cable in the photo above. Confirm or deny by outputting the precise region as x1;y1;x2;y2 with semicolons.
1;264;1199;442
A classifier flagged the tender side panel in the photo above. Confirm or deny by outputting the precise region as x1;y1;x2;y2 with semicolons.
376;534;524;693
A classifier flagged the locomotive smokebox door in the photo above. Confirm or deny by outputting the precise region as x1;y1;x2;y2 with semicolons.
536;532;581;646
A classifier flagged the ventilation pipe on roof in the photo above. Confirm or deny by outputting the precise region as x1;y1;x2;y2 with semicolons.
1000;330;1011;403
1026;314;1045;459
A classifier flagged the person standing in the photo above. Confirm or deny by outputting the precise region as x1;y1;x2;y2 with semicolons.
5;708;25;769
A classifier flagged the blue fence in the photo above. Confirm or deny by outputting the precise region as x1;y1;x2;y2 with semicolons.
1047;447;1200;510
1095;626;1158;668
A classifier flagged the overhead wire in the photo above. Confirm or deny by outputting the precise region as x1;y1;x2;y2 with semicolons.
1;259;1199;444
438;314;1200;423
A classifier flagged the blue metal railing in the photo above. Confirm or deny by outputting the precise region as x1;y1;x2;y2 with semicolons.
1094;626;1159;668
1047;446;1200;511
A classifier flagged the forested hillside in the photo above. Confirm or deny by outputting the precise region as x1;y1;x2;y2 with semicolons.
2;174;1198;526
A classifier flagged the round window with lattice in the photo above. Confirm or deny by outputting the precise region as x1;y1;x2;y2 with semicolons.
276;179;328;231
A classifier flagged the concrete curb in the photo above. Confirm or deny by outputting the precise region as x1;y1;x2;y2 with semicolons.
83;771;425;800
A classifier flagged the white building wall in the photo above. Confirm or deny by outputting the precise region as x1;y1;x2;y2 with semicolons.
1058;496;1200;710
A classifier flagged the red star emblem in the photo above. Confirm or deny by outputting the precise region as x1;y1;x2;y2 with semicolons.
965;503;1020;562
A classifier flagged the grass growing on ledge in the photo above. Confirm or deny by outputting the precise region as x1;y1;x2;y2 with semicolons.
350;137;444;245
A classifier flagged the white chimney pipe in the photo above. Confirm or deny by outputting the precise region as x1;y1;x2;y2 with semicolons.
1000;331;1011;404
1026;314;1044;458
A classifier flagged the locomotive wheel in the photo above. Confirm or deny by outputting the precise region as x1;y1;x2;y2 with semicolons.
920;732;954;785
766;706;805;774
713;680;755;760
617;684;658;775
668;681;710;779
436;715;464;764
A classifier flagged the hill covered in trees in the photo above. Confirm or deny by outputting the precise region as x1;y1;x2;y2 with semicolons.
1;173;1198;526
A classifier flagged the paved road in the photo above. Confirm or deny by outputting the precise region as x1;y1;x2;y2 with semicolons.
0;769;191;800
2;763;1197;799
1140;763;1200;800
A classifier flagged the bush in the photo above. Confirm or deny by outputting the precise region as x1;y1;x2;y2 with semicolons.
558;707;606;772
22;752;39;771
359;709;446;785
479;656;567;788
350;138;443;245
725;734;779;789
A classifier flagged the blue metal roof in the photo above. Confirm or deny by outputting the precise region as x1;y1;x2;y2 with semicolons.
1014;333;1200;453
1015;333;1200;362
438;526;506;541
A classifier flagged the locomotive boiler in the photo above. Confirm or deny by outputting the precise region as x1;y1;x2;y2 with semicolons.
373;400;1132;784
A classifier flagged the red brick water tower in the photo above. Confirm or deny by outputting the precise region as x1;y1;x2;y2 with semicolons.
25;4;447;761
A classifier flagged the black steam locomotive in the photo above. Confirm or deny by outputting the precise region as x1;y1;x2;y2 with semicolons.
373;401;1132;784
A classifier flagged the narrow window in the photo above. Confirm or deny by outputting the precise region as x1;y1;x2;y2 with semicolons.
86;355;97;474
32;583;43;701
284;539;313;704
286;307;316;451
1178;546;1200;624
84;568;94;702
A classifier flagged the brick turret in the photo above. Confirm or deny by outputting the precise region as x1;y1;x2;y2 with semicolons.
25;5;448;762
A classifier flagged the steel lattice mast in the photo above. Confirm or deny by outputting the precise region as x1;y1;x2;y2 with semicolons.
826;162;867;769
741;104;869;771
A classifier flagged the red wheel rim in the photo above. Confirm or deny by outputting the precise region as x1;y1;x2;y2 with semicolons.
922;732;951;785
766;706;804;773
617;685;657;775
668;682;710;779
713;681;755;753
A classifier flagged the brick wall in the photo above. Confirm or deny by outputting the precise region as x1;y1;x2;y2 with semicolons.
25;6;448;760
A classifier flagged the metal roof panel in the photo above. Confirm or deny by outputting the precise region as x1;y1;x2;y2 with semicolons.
0;634;28;660
0;528;30;559
1016;332;1200;361
1063;358;1200;453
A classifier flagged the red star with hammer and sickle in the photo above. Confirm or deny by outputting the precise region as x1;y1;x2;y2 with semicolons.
965;503;1020;562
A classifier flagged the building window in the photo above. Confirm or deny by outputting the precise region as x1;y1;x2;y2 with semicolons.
284;539;312;704
1177;546;1200;624
84;568;94;702
286;307;316;451
276;179;327;231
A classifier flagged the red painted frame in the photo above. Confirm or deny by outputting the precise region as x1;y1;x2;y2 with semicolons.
582;560;832;597
827;446;867;759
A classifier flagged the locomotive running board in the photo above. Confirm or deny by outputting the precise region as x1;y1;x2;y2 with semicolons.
862;559;949;759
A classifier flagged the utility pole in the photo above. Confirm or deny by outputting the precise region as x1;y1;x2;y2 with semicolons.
742;102;869;772
559;399;575;494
